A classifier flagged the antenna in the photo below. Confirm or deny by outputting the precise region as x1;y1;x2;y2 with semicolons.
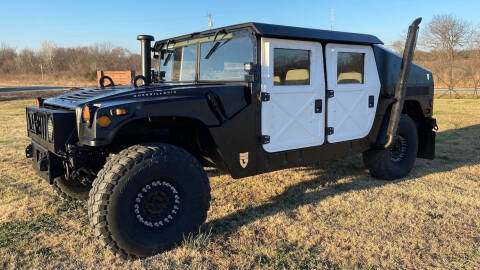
330;8;335;31
207;13;213;30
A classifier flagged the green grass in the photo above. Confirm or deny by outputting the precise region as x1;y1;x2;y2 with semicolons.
0;98;479;269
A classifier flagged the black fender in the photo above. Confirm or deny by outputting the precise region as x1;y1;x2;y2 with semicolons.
78;84;249;149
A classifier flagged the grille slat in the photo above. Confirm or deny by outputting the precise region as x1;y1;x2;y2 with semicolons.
27;110;49;142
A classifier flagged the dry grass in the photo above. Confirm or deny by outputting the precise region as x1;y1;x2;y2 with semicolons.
434;93;479;99
0;98;479;269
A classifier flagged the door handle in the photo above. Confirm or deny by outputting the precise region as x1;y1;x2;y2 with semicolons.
315;99;322;113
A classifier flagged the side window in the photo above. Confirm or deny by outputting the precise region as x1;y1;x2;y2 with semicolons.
273;48;310;85
337;52;365;84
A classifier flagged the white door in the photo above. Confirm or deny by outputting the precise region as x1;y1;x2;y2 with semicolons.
261;38;325;152
325;44;381;143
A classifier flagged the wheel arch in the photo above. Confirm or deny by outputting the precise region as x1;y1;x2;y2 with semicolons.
402;100;426;126
380;99;433;159
108;116;225;169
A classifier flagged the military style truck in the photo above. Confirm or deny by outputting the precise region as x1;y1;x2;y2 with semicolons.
25;18;436;258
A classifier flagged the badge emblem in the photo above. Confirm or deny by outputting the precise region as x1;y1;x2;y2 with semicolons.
239;152;249;168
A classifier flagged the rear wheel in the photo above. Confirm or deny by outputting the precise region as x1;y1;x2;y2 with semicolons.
88;143;210;259
363;114;418;180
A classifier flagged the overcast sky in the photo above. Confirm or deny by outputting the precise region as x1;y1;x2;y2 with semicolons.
1;0;479;53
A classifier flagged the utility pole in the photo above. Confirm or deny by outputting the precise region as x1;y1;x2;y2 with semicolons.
39;64;44;81
330;8;335;31
207;13;213;30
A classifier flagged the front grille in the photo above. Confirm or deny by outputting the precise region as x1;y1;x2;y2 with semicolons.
27;110;50;142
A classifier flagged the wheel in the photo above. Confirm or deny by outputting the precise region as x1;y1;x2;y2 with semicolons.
363;114;418;180
52;175;91;201
88;143;211;259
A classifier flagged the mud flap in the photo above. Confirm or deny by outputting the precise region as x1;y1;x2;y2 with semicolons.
417;118;437;160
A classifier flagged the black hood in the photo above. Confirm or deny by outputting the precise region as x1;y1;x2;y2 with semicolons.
43;83;210;110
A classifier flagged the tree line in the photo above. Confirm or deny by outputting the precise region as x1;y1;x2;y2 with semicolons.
0;41;141;81
392;14;480;93
0;13;479;92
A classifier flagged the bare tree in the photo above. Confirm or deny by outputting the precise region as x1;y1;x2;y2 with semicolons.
0;43;17;73
422;14;473;94
463;31;480;97
391;40;405;55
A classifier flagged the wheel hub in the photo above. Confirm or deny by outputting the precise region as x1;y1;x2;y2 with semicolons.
390;135;408;162
134;181;180;227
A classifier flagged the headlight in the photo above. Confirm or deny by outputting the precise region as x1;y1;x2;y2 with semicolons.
47;118;54;141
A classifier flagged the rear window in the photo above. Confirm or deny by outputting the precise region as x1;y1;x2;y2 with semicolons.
273;48;310;86
337;52;365;84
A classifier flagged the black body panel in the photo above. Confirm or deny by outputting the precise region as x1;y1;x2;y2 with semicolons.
373;45;434;116
66;84;249;146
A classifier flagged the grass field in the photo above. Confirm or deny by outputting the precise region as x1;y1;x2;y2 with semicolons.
0;98;479;269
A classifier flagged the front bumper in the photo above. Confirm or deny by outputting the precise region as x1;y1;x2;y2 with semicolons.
26;106;77;155
26;140;54;183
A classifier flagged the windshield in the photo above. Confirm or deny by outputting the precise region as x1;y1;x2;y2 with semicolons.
159;30;255;82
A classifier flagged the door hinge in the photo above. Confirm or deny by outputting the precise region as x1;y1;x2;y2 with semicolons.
327;90;335;98
261;135;270;144
326;127;334;135
261;92;270;102
315;99;322;113
368;95;375;108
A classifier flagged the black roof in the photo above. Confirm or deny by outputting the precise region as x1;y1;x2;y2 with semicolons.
156;22;383;45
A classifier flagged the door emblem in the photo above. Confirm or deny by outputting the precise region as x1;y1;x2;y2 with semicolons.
239;152;249;168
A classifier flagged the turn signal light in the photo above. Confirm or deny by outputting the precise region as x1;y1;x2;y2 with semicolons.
115;108;127;116
97;116;111;127
82;105;91;122
35;97;44;107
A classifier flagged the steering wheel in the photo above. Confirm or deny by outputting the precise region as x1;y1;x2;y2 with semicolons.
99;76;114;88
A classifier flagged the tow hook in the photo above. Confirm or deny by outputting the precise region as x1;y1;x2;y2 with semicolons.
25;144;33;158
39;156;49;171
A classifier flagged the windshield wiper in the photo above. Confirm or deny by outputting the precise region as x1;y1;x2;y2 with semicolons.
204;42;221;59
204;38;232;60
204;29;229;60
163;52;172;66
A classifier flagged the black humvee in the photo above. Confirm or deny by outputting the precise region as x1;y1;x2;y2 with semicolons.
25;18;436;258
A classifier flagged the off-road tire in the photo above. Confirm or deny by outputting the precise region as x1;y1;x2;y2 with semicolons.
52;176;90;201
87;143;211;259
363;114;418;180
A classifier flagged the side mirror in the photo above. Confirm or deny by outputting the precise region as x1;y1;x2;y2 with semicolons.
244;62;257;83
159;71;166;82
244;62;256;74
151;68;159;83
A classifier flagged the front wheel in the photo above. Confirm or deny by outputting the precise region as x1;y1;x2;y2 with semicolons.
87;143;211;259
363;114;418;180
